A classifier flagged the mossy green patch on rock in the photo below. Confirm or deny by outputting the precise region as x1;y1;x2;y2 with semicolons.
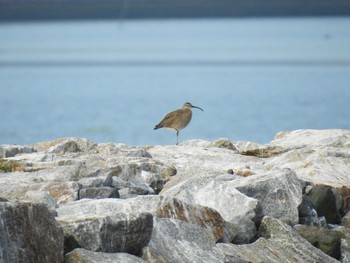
0;158;23;172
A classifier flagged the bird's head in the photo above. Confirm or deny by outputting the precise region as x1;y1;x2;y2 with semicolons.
183;102;204;111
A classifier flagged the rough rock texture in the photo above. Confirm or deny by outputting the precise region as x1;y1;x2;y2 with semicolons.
65;248;147;263
0;144;35;158
307;185;342;224
56;199;153;254
161;174;258;243
231;169;302;225
298;194;327;226
294;224;343;259
0;201;64;263
217;216;339;263
1;130;350;262
155;196;225;240
79;186;120;199
141;218;224;263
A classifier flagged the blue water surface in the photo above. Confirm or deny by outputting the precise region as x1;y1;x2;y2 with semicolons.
1;17;350;145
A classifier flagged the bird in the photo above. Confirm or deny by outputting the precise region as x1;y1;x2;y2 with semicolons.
154;102;204;145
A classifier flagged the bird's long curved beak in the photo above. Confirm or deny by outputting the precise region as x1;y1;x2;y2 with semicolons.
191;105;204;111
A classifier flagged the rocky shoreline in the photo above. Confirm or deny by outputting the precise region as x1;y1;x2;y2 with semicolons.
1;129;350;262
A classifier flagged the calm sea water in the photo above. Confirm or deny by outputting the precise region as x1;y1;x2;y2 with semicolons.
1;17;350;146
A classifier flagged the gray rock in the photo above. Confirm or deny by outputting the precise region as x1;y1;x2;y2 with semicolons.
58;212;152;254
232;169;302;225
156;196;225;241
126;180;156;195
24;190;58;216
258;216;339;262
65;249;143;263
341;238;350;263
209;138;237;151
31;137;97;153
343;212;350;228
0;145;35;158
48;140;80;154
161;174;258;243
141;218;225;263
298;194;327;227
56;199;153;254
65;248;147;263
78;174;114;189
307;185;342;224
0;175;80;205
0;202;64;263
218;216;340;263
294;224;342;259
221;216;257;244
79;187;119;199
110;159;176;193
127;149;153;158
299;195;317;217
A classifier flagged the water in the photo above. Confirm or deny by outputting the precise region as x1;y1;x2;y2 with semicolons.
1;17;350;146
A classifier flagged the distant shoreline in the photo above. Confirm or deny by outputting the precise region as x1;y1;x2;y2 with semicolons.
1;0;350;22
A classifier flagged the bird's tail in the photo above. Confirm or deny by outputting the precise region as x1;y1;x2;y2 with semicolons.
154;124;162;130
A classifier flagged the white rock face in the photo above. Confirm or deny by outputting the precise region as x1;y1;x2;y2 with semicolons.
266;129;350;188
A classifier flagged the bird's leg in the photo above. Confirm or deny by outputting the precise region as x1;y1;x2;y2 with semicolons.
176;130;179;145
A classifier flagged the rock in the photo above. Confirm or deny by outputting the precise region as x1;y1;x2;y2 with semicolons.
218;216;339;262
31;137;98;153
0;130;350;262
209;138;237;151
161;173;258;243
0;202;64;263
307;185;342;224
298;195;317;217
0;158;24;172
48;140;80;154
341;238;350;263
56;199;153;254
236;142;286;158
65;248;147;263
265;129;350;188
112;176;129;190
0;145;35;158
127;149;153;158
232;169;302;225
294;224;342;259
125;180;156;195
156;196;225;240
78;173;113;188
298;194;327;227
343;212;350;228
24;190;58;215
109;159;176;193
58;212;153;254
79;187;119;199
258;216;339;262
0;173;80;205
141;218;225;263
271;129;350;150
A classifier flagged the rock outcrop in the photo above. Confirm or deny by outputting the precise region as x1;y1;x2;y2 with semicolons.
0;201;64;263
0;129;350;262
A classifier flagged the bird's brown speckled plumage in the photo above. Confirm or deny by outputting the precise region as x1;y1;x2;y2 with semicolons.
154;102;203;145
